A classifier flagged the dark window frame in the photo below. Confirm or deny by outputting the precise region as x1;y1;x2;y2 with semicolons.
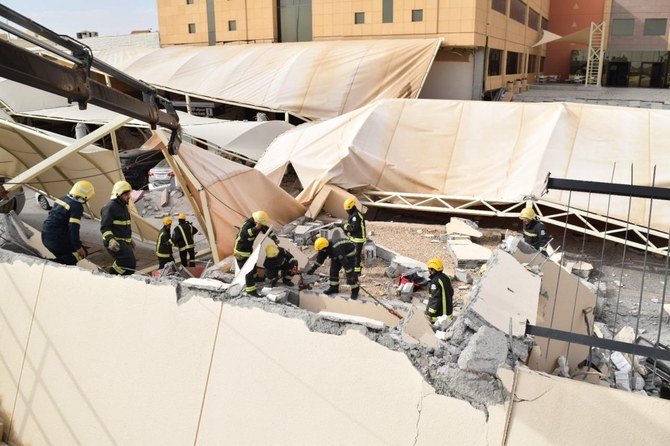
188;23;196;34
509;0;526;25
491;0;506;16
354;12;365;25
506;51;521;75
528;8;539;30
228;20;237;31
644;18;667;36
611;18;635;36
411;9;423;22
541;16;548;30
488;48;503;76
383;0;393;23
186;0;194;4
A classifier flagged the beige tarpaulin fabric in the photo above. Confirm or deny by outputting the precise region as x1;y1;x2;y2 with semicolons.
256;99;670;232
533;27;591;47
0;119;158;241
95;39;441;120
175;140;305;260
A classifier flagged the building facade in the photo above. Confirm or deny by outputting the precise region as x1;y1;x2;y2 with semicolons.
157;0;550;99
545;0;670;88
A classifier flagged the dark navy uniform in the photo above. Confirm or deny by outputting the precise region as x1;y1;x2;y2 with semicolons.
425;271;453;323
41;195;85;265
309;238;359;299
156;226;174;268
263;247;298;286
172;220;198;266
522;219;549;250
343;208;366;274
100;197;135;275
234;217;273;294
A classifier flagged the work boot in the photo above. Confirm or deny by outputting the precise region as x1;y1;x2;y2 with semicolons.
247;289;261;298
282;278;294;286
323;286;339;295
350;287;359;300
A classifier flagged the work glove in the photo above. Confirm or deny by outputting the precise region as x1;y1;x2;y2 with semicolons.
108;238;120;253
76;246;87;259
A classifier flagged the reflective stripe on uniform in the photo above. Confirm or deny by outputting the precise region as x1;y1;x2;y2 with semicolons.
156;252;172;258
349;237;366;243
246;285;257;292
156;232;172;257
178;225;195;251
72;251;82;262
102;230;114;240
69;217;81;224
439;277;447;317
112;219;132;225
428;308;437;314
117;237;133;242
111;261;126;274
55;198;70;210
523;229;537;237
234;250;251;258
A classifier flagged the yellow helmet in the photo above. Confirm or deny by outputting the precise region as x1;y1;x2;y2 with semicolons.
111;180;132;198
519;207;536;221
69;180;95;201
314;237;329;251
163;217;172;226
266;244;280;258
427;258;444;272
343;197;356;211
252;210;270;226
178;213;186;220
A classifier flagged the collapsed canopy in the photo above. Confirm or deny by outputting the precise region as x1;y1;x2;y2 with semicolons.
255;99;670;232
95;39;441;120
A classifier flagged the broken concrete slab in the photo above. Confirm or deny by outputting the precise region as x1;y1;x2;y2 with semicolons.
401;307;439;348
457;326;508;375
305;185;362;220
468;250;541;337
446;239;492;269
297;291;404;328
318;311;386;330
160;187;170;207
446;218;482;238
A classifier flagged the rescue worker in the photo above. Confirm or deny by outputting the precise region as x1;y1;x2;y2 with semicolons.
156;217;175;268
234;210;276;297
263;244;299;287
425;258;453;323
41;180;95;265
172;213;198;267
306;236;359;299
100;180;135;275
342;197;366;275
519;207;549;251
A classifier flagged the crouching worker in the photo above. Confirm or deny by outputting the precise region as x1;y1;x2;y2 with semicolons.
41;180;95;265
234;210;276;297
306;237;359;300
425;258;453;323
263;244;299;286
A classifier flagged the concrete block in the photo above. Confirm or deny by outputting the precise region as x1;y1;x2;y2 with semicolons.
446;218;482;238
294;225;311;235
267;290;288;304
615;370;631;391
457;326;508;375
454;269;473;284
375;243;398;262
611;351;632;372
318;311;386;330
446;238;491;269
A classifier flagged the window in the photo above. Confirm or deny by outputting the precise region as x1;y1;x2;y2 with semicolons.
644;18;667;36
488;49;502;76
541;17;548;30
228;20;237;31
492;0;506;15
528;8;539;30
354;12;365;24
510;0;526;24
506;51;521;74
186;0;193;4
528;54;537;73
188;23;196;34
412;9;423;22
540;56;545;72
383;0;393;23
611;19;634;36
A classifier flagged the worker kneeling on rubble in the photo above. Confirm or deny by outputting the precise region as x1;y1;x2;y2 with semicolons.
425;258;453;323
342;197;366;274
41;180;95;265
519;207;549;251
156;217;175;268
306;237;359;300
263;244;298;287
101;181;135;275
172;214;198;267
234;210;277;297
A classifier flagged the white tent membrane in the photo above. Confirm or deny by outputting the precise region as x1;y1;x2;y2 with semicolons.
94;39;441;121
533;27;591;47
255;99;670;232
0;118;158;241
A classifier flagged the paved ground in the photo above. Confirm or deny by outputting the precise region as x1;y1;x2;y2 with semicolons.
515;84;670;108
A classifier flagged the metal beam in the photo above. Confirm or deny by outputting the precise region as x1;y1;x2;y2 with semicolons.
546;176;670;201
3;116;131;194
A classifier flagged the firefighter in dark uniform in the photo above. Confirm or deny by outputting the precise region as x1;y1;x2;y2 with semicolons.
100;180;135;275
172;213;198;266
425;258;453;323
306;236;359;300
343;197;366;274
234;210;275;297
156;217;175;268
519;207;549;251
41;180;95;265
263;244;299;286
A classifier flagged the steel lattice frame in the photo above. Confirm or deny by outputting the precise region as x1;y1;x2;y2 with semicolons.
358;190;669;256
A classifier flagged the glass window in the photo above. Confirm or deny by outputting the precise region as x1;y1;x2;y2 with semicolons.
492;0;506;15
383;0;393;23
612;19;634;36
510;0;526;24
488;49;502;76
188;23;196;34
279;0;313;43
186;0;194;4
542;17;548;30
528;54;537;73
644;18;667;36
228;20;237;31
540;56;545;72
412;9;423;22
354;12;365;24
506;51;520;74
528;8;539;30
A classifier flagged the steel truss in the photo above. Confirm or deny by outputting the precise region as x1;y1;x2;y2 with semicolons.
358;190;669;256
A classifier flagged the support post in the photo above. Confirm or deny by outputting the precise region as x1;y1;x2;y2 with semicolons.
199;189;220;263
